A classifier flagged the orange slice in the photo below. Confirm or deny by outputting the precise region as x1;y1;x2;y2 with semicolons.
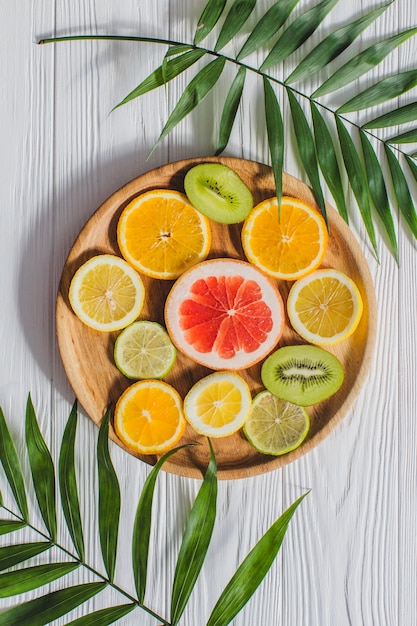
114;380;186;455
287;268;363;345
117;189;211;279
241;196;328;280
165;258;285;370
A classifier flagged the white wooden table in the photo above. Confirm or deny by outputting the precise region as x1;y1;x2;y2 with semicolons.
1;1;416;624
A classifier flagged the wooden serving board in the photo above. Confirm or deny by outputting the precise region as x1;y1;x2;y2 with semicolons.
56;156;377;480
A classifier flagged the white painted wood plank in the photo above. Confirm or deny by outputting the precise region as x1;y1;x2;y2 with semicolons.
0;0;55;418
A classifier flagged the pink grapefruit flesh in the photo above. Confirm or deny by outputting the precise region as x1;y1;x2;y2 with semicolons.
165;258;284;370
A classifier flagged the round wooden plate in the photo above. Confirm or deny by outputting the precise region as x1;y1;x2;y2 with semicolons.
56;156;377;480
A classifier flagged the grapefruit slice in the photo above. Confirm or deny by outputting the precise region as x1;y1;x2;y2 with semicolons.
165;258;284;370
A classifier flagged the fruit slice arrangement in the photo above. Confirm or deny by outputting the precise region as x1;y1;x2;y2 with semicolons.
67;161;365;459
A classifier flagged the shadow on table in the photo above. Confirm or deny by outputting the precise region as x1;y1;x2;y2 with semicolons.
17;144;178;406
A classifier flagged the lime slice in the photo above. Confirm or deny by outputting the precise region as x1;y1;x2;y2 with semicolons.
114;321;177;380
243;391;310;455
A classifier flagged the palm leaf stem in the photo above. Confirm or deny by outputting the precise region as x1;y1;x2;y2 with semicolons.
38;33;417;161
0;502;170;625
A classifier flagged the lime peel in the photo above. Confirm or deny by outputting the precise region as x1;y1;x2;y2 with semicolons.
243;391;310;456
114;320;177;380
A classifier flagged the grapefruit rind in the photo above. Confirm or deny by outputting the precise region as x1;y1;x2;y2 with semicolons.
164;258;285;370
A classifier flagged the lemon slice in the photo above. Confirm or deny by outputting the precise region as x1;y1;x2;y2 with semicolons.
287;268;364;345
117;189;211;280
242;196;328;280
184;371;252;437
114;380;186;455
114;321;176;380
243;391;310;455
69;254;145;332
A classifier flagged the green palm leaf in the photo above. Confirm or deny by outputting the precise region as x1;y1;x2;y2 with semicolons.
132;444;192;604
359;131;398;262
264;77;284;210
387;128;417;144
151;57;226;155
165;45;193;57
287;88;327;225
216;66;246;155
237;0;300;60
0;406;28;521
313;27;417;97
0;562;79;598
0;582;106;626
206;492;309;626
384;145;417;238
363;101;417;129
194;0;227;45
0;542;52;572
58;401;85;560
170;441;217;626
338;69;417;113
25;395;57;541
114;49;206;109
336;117;378;258
0;520;26;536
97;409;121;583
310;101;348;222
286;1;392;84
214;0;257;52
64;603;136;625
405;153;417;183
260;0;339;71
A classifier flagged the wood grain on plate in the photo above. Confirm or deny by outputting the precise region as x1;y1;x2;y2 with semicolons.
56;156;377;479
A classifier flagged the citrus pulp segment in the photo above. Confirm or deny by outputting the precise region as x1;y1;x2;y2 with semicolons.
241;196;328;280
114;321;176;380
183;371;252;437
164;258;285;370
243;391;310;455
117;189;211;279
287;268;364;345
114;380;186;455
68;254;145;332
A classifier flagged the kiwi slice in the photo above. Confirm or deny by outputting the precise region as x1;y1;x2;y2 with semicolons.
184;163;253;224
261;345;344;406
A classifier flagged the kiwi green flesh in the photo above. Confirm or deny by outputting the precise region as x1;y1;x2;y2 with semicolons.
184;163;253;224
261;345;344;406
